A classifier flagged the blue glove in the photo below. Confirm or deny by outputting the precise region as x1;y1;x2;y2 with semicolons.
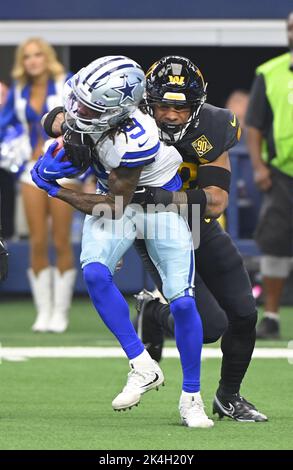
31;159;61;197
38;141;80;180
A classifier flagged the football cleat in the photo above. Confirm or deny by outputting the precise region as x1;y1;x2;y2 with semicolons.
179;392;214;428
256;317;280;339
112;359;164;411
213;392;268;422
135;289;164;362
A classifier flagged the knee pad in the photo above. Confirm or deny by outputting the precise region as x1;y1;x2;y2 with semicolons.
260;255;291;278
170;296;195;319
167;304;228;343
83;262;112;291
222;290;257;332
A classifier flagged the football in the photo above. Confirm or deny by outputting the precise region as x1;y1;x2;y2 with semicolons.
52;135;64;157
52;136;71;162
44;136;85;179
43;136;68;161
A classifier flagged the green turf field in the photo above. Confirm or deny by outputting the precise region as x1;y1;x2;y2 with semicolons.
0;298;292;450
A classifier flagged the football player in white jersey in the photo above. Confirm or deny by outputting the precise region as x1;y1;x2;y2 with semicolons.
31;56;213;428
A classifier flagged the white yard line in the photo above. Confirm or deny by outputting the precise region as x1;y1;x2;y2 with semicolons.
1;347;293;361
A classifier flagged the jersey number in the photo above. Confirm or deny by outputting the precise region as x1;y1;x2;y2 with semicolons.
178;162;198;190
124;118;146;139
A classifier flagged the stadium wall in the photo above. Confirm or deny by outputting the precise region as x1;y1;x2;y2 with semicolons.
1;0;292;20
0;242;155;295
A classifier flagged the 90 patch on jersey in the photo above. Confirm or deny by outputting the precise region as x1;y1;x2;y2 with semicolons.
191;134;213;158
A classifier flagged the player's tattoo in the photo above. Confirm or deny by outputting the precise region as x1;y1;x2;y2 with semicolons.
172;191;188;205
57;166;142;217
203;188;228;218
204;191;214;215
57;189;117;216
52;112;65;136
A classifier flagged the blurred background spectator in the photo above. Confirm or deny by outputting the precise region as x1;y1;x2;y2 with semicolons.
0;80;16;240
0;38;78;333
225;90;250;145
246;11;293;339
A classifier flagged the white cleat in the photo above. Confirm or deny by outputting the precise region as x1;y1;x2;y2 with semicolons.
112;360;164;411
179;392;214;428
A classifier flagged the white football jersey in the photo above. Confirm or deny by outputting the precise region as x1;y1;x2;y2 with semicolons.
91;109;182;191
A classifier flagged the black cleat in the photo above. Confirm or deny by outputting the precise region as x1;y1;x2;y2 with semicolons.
256;317;280;339
134;290;164;362
213;392;268;422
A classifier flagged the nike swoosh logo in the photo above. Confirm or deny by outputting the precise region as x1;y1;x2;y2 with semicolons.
43;168;60;175
221;402;234;413
134;188;146;194
216;397;235;414
142;373;159;388
230;114;237;127
138;138;149;148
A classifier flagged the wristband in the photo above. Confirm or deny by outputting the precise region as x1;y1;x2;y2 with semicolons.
43;107;64;138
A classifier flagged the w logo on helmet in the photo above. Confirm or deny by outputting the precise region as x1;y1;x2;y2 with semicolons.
168;76;185;85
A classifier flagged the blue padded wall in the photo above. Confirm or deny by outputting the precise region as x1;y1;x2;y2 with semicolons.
0;241;152;294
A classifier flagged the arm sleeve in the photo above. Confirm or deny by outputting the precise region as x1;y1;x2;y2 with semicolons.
245;74;270;131
0;86;20;141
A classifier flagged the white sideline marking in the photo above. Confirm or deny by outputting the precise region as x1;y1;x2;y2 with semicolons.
1;347;293;360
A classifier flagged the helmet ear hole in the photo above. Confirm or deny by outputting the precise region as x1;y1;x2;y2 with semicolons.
146;56;206;142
